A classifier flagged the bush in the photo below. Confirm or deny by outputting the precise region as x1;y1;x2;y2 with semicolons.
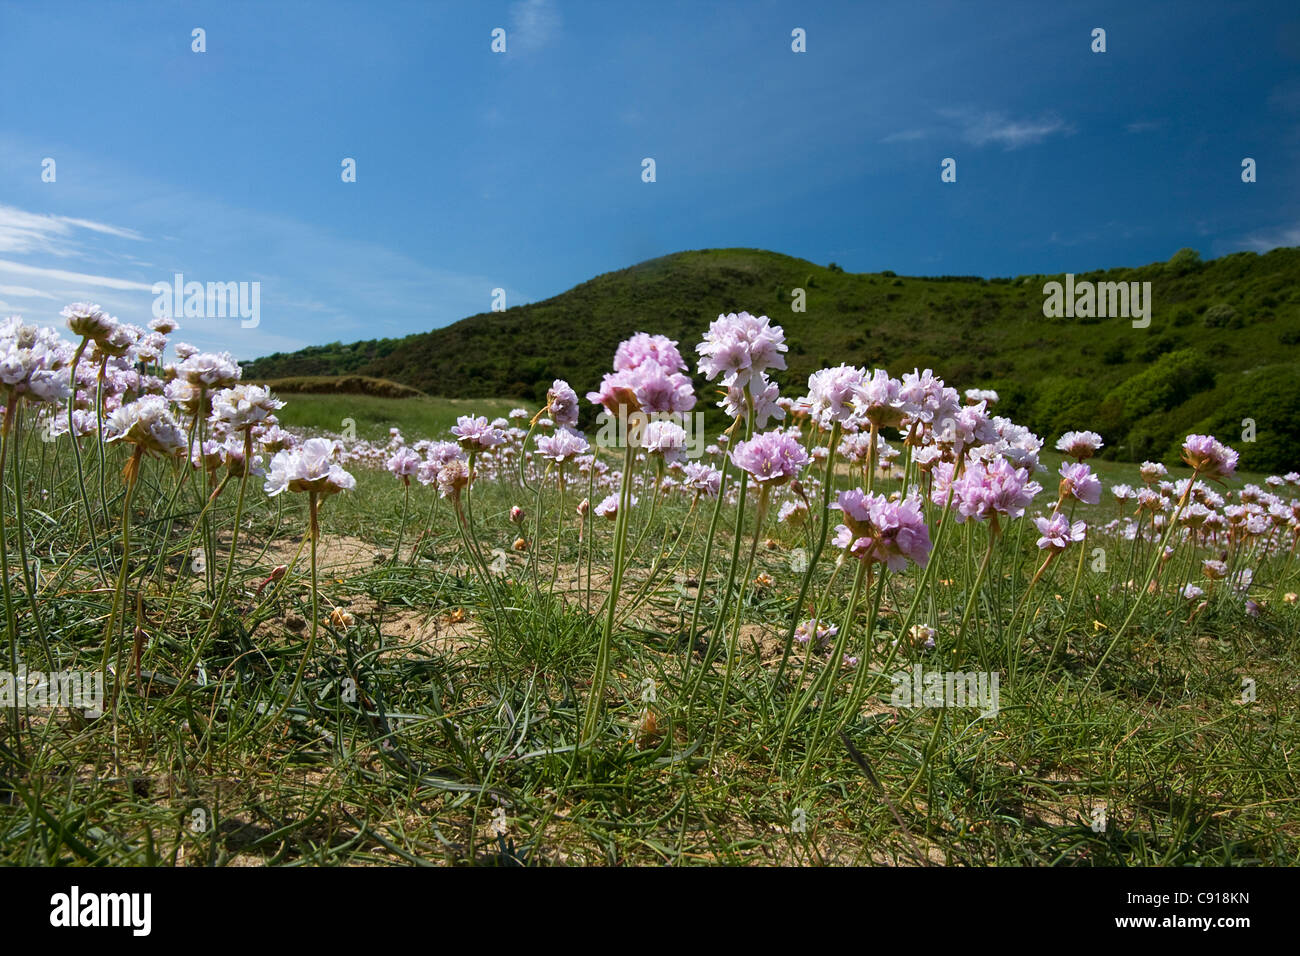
1028;377;1102;441
1202;303;1239;328
1103;349;1215;432
1166;247;1203;276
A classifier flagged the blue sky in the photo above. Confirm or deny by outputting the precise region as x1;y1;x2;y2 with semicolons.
1;0;1297;359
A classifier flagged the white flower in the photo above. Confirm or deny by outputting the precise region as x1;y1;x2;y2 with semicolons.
209;384;283;433
179;350;241;389
62;302;117;342
104;395;187;456
264;437;355;497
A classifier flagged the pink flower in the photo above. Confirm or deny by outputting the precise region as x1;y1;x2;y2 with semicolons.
535;427;590;462
1034;513;1086;551
729;430;809;486
681;461;722;497
802;364;865;429
451;415;505;452
545;380;580;428
1182;434;1238;480
935;455;1042;523
1058;462;1102;505
831;490;932;570
695;312;788;389
386;446;421;481
1055;431;1103;461
852;368;916;430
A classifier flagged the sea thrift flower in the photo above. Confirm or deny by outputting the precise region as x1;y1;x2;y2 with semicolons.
545;380;580;428
853;368;916;430
1034;513;1087;551
965;388;999;406
1182;434;1238;480
104;395;187;457
1182;584;1204;601
1202;559;1228;580
264;438;356;498
595;492;637;519
1056;431;1103;461
510;505;524;523
777;499;809;526
730;430;809;486
936;455;1042;523
435;459;471;499
1058;462;1102;505
385;446;421;482
61;302;116;342
209;384;284;434
1139;461;1168;483
719;373;784;428
0;316;75;403
992;418;1045;472
639;420;688;463
802;364;864;429
695;311;788;389
831;490;932;570
899;368;959;429
451;415;506;452
681;461;722;497
179;351;241;389
535;427;590;463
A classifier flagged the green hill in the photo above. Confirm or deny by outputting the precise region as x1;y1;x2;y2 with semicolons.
243;247;1300;471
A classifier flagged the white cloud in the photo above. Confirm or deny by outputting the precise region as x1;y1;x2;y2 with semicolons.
0;257;155;291
955;111;1070;149
0;283;56;299
0;204;144;256
1236;223;1300;253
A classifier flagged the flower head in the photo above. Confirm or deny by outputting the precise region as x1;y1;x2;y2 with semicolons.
535;427;590;463
730;430;809;486
104;395;187;457
1182;434;1238;480
696;312;787;389
1034;513;1087;551
1058;462;1102;505
451;415;506;452
1056;431;1103;461
831;490;932;570
264;437;355;498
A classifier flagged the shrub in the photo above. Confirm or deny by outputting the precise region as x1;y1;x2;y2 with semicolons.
1103;349;1215;432
1202;303;1239;328
1166;247;1203;276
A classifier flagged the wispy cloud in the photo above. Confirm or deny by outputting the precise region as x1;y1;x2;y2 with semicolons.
1125;119;1166;134
949;110;1071;150
509;0;561;52
1235;222;1300;253
883;110;1072;150
0;204;144;256
0;257;155;291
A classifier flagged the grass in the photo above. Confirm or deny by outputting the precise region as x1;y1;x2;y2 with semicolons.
3;395;1297;866
273;394;524;442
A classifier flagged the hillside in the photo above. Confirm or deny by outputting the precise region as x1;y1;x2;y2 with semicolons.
243;247;1300;470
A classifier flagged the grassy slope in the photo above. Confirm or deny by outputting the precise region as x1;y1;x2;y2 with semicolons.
275;393;523;441
244;246;1300;467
